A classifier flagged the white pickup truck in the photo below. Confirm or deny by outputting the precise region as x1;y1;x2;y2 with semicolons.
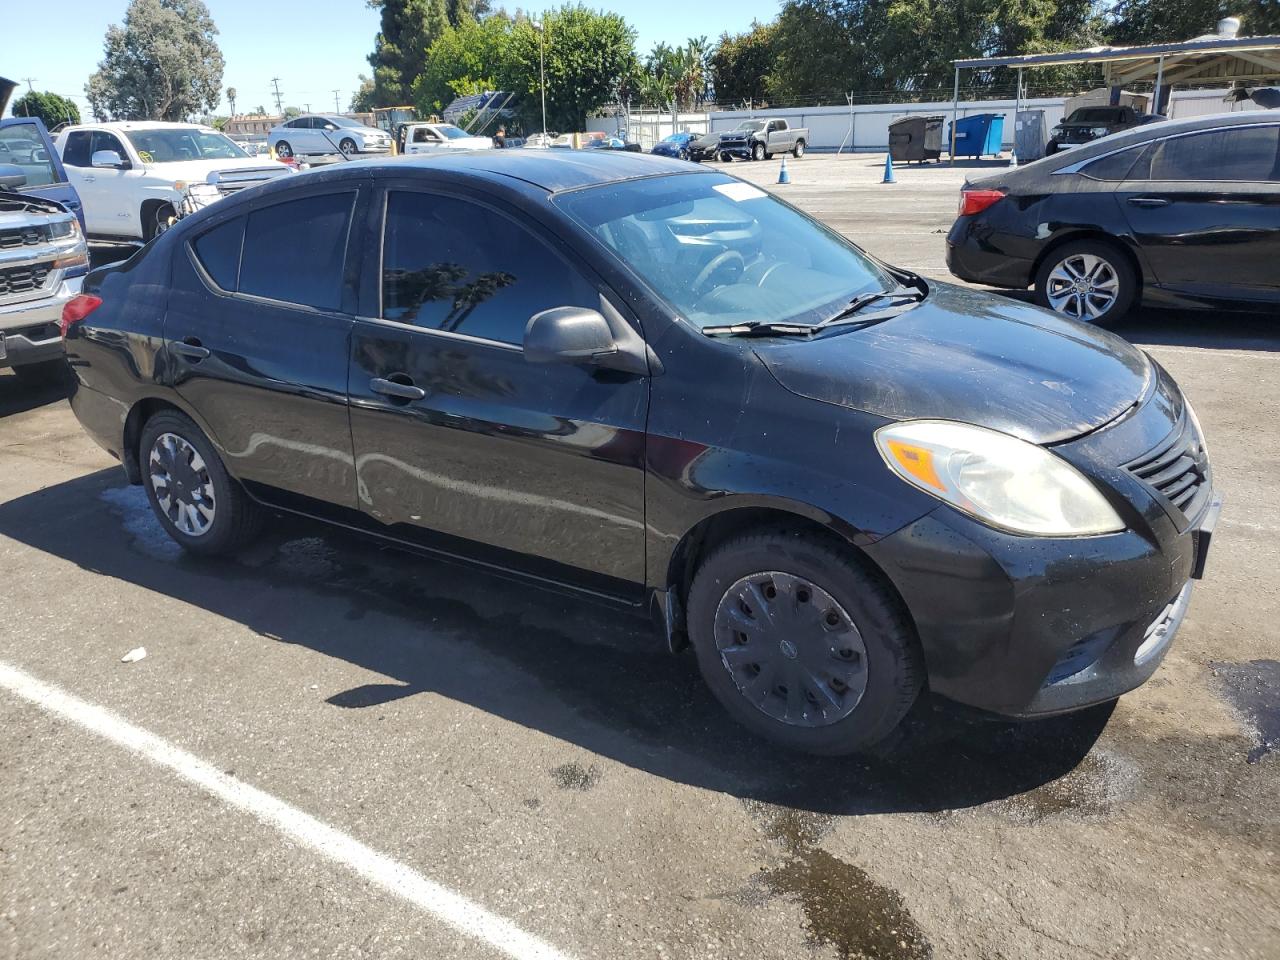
402;123;495;154
54;122;293;242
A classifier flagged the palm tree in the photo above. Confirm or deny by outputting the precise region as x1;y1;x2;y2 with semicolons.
226;87;237;118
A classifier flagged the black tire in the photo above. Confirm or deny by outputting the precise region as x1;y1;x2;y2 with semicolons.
12;359;69;385
275;140;293;159
1044;140;1059;156
751;141;766;161
687;530;924;755
142;201;176;242
1034;239;1137;327
719;151;732;163
339;137;357;156
139;410;263;556
793;139;806;158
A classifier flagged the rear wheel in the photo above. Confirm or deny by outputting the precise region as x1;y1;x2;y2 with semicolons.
275;140;293;159
793;139;806;158
139;411;263;556
1035;239;1137;326
687;530;924;755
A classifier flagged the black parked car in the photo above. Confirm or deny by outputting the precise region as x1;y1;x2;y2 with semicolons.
62;152;1218;754
1045;105;1164;154
948;111;1280;325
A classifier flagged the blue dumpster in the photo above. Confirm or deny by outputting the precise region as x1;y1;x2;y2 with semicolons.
947;113;1004;158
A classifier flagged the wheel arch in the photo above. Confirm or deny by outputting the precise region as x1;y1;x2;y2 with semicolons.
656;502;915;654
1030;229;1146;299
121;394;222;484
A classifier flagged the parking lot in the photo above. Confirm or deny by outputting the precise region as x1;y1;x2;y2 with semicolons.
2;153;1277;960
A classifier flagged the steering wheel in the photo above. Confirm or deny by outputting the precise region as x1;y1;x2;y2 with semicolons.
691;250;745;296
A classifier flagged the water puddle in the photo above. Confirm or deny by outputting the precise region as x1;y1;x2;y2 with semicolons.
1211;660;1280;763
994;750;1138;823
743;801;933;960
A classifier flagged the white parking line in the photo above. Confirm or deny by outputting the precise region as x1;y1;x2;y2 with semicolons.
0;660;572;960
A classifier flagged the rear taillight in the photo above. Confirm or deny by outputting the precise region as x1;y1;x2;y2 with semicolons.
60;294;102;338
959;188;1006;217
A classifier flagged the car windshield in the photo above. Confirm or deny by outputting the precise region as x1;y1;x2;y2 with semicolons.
125;129;247;163
554;173;895;330
1069;108;1122;123
738;121;766;132
662;134;687;142
437;125;471;139
326;116;361;129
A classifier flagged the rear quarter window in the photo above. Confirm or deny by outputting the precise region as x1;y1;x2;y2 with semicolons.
191;217;245;291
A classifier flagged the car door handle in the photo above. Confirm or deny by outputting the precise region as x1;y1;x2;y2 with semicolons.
370;376;426;401
1127;197;1170;207
172;338;210;361
82;176;95;183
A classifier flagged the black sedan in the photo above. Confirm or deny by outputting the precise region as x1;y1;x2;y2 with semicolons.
948;111;1280;325
61;151;1218;754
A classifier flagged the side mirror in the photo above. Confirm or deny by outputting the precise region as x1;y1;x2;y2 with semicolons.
525;307;618;365
91;149;126;169
524;304;652;376
0;163;26;190
324;123;338;131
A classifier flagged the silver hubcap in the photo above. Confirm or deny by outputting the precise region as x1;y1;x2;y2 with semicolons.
1046;253;1120;321
713;572;869;728
149;433;216;537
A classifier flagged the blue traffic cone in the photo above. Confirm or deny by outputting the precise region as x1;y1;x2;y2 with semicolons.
882;153;896;183
777;157;790;184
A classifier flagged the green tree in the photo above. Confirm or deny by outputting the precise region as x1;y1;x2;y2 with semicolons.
1107;0;1280;43
504;5;637;131
10;91;81;128
85;0;225;121
413;13;513;114
350;74;377;112
367;0;434;105
710;22;777;105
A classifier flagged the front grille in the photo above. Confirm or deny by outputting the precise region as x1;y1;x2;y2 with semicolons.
0;262;52;297
0;226;45;249
1124;410;1211;520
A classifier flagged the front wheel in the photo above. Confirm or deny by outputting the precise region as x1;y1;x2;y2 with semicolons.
1035;240;1137;326
339;138;358;156
139;411;263;556
751;142;766;162
687;531;923;755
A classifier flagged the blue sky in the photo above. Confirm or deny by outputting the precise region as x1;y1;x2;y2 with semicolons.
3;0;781;119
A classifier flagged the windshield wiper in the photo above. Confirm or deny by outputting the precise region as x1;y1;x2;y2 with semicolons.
816;285;924;330
701;320;815;337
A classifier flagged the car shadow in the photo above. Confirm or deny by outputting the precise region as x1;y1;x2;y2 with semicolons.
0;369;70;418
0;468;1114;816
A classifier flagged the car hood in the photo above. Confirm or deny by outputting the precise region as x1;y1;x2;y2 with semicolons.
143;157;289;180
753;282;1152;444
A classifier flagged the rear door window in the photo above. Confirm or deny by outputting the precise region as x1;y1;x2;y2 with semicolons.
192;217;245;291
1139;125;1280;182
239;192;356;310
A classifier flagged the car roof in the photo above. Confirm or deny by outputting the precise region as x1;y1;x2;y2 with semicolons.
61;121;211;132
350;149;702;192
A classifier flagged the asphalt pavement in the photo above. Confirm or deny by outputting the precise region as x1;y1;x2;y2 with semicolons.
1;153;1277;960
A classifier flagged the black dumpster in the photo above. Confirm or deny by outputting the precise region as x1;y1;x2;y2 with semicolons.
888;115;945;163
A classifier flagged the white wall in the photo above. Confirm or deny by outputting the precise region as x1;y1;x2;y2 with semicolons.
592;87;1264;152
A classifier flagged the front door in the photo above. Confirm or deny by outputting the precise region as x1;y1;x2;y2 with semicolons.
164;186;364;508
1118;122;1280;304
348;185;649;597
0;118;82;227
60;129;143;238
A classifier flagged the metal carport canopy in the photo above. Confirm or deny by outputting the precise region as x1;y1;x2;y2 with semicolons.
947;34;1280;161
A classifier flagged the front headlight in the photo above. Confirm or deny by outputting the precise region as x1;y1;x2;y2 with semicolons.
1089;126;1110;137
875;420;1124;536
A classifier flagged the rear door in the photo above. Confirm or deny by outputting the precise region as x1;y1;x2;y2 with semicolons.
165;183;366;508
0;117;83;229
347;182;649;597
1117;122;1280;304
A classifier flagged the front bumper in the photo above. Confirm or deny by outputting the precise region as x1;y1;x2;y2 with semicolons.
0;276;81;370
863;374;1219;719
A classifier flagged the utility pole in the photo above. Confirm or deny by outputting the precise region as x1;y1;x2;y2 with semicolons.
333;89;341;113
21;77;36;93
270;77;284;116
